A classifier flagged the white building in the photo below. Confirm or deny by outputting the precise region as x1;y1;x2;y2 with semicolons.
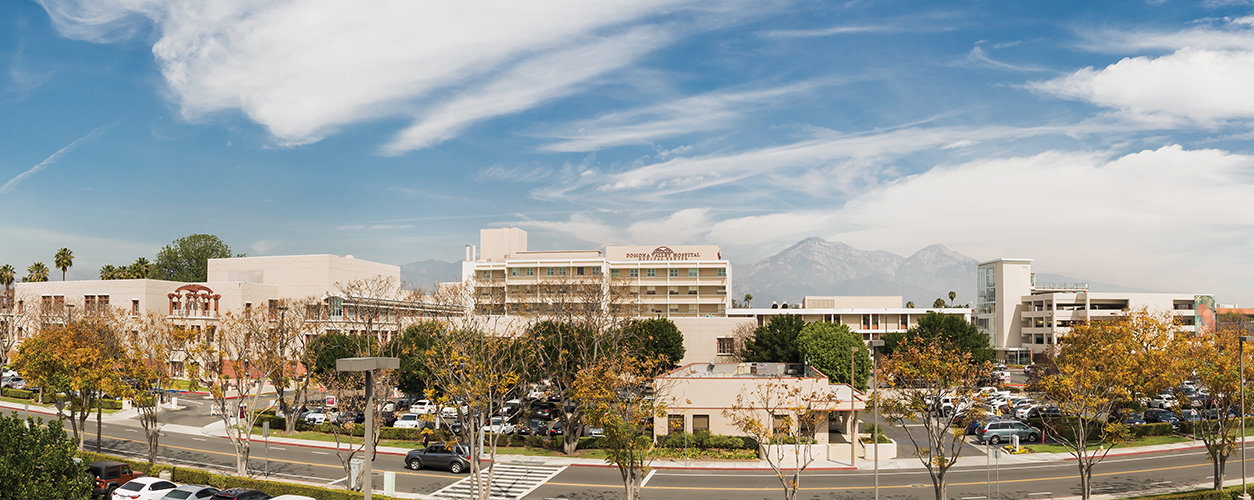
976;258;1204;364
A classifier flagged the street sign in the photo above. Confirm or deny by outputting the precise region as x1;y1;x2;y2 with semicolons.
326;395;337;408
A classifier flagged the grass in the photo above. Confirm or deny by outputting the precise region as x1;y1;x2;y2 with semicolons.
1024;435;1190;453
247;427;610;458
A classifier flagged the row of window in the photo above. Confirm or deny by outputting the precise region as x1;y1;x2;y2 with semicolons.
487;268;728;278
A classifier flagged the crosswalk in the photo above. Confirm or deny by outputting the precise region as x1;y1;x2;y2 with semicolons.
431;463;567;500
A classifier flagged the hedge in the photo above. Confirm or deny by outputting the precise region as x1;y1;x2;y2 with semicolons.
75;451;405;500
2;388;33;399
1179;417;1254;436
660;431;758;450
1132;423;1174;437
1131;485;1249;499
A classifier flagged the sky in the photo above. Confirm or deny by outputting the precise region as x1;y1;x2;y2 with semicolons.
3;0;1254;304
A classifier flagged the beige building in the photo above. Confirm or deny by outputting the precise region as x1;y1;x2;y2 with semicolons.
463;228;732;318
977;258;1203;363
657;362;866;463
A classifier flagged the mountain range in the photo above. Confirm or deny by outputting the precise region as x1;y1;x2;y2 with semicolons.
399;238;1150;306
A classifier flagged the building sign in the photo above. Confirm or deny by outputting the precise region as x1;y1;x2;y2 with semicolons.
1195;295;1216;335
624;246;703;261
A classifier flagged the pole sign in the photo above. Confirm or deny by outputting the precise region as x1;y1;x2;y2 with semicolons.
326;395;337;408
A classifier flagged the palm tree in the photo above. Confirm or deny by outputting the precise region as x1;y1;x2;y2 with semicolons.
55;248;73;281
932;297;946;308
25;262;49;282
906;300;915;308
0;264;13;291
743;293;754;308
99;265;117;280
947;290;956;307
128;257;151;279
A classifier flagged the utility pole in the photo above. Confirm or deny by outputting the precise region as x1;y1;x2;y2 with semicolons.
868;339;885;500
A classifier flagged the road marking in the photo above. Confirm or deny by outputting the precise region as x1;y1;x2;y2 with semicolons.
961;496;987;499
1028;493;1051;496
125;428;137;432
271;447;286;450
327;477;348;485
312;451;329;455
192;438;206;441
1150;481;1172;485
641;469;657;488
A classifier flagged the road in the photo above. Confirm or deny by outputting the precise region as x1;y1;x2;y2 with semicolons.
11;404;1243;500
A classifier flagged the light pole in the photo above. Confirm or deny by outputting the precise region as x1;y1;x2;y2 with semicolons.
868;339;885;500
1241;336;1254;500
850;345;858;466
336;356;400;500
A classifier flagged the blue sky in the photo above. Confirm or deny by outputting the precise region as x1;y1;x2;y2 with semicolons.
4;0;1254;304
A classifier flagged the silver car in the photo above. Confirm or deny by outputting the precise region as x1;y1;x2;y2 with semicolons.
977;420;1040;445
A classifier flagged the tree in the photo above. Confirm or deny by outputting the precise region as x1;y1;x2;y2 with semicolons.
932;298;945;308
0;412;92;499
740;314;806;364
1035;309;1178;500
116;311;188;464
722;379;831;500
879;336;991;500
385;322;439;399
127;257;151;279
24;262;49;282
526;320;607;455
882;311;994;363
1178;323;1250;491
574;353;668;500
796;321;871;390
947;291;956;306
743;293;754;308
152;234;237;282
256;297;318;435
906;301;915;309
0;264;14;291
622;318;685;372
54;248;73;281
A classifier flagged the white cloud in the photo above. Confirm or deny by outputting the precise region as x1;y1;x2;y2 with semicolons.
962;44;1050;72
250;239;280;254
757;25;902;38
37;0;698;149
0;120;118;194
536;79;834;152
1028;48;1254;125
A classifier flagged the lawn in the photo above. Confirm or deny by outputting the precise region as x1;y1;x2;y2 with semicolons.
1024;435;1190;454
248;427;609;458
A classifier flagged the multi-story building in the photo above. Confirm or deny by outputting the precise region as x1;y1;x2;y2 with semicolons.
462;228;733;318
976;258;1205;363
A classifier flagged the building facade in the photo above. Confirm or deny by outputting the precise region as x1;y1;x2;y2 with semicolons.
463;228;732;318
977;258;1203;363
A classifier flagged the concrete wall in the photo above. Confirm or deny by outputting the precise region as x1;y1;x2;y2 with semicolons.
671;316;756;365
208;254;399;300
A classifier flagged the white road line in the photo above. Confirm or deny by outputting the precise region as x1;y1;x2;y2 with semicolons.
192;438;207;441
124;428;137;432
327;476;348;485
1150;481;1172;485
312;451;329;455
271;447;286;451
641;469;657;488
1028;492;1052;496
961;496;987;499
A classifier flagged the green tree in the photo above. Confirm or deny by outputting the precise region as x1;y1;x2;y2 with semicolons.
796;322;871;390
308;331;378;385
152;234;238;282
0;264;13;292
740;314;806;363
947;290;956;306
24;262;49;282
54;248;73;281
127;257;151;279
743;293;754;308
905;301;915;308
932;297;945;308
622;318;685;372
0;412;91;500
574;352;667;500
98;265;117;280
384;321;439;398
883;311;994;363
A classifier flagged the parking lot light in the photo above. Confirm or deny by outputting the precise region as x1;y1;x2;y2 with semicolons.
336;356;400;500
1240;336;1253;500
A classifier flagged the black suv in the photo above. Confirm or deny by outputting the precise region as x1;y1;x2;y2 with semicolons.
1143;408;1181;429
405;444;471;473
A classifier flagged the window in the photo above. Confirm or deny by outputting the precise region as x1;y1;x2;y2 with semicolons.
546;267;555;276
558;267;567;276
693;415;710;432
611;269;620;277
481;270;492;279
717;286;726;295
900;314;909;329
244;303;252;319
510;268;519;276
668;415;685;434
646;286;656;295
688;268;697;277
687;287;697;295
668;286;678;295
630;269;639;278
527;267;535;276
646;269;656;277
576;267;585;276
591;267;601;275
717;268;726;277
669;268;679;277
132;300;140;316
669;304;680;313
717;337;734;355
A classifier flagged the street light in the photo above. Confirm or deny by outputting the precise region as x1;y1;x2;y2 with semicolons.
336;356;400;500
868;339;885;500
1241;336;1254;500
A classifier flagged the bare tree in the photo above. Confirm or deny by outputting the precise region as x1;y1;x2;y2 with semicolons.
722;378;830;500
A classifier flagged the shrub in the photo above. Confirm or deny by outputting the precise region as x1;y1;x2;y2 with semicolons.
707;435;743;449
1;388;33;399
525;435;545;448
99;399;123;410
1133;423;1174;437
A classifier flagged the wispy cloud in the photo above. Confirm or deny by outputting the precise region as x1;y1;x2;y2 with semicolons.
961;43;1052;72
476;165;551;183
0;120;120;194
758;25;903;38
336;224;416;231
536;79;842;152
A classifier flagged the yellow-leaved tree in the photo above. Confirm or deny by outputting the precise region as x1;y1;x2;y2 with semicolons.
1178;322;1254;491
573;351;669;500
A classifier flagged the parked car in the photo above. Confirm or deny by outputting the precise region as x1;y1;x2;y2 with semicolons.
1109;410;1146;425
209;489;270;500
405;444;471;473
89;461;144;499
304;412;328;425
1143;408;1181;429
992;371;1012;385
1;368;17;379
1149;393;1178;409
440;405;468;419
516;419;548;436
500;399;521;417
482;416;516;435
1178;409;1204;423
530;402;557;420
332;410;365;425
158;485;218;500
410;400;436;415
2;376;26;390
111;477;179;500
976;420;1040;445
1019;405;1063;420
394;413;424;428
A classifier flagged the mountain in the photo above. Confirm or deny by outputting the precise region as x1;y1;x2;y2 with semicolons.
733;239;978;307
400;259;461;288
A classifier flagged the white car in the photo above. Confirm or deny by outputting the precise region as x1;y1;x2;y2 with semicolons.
441;405;469;419
482;416;516;435
305;412;328;425
394;413;424;429
111;477;179;500
500;399;521;416
1151;393;1178;409
409;400;436;415
1;369;16;379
